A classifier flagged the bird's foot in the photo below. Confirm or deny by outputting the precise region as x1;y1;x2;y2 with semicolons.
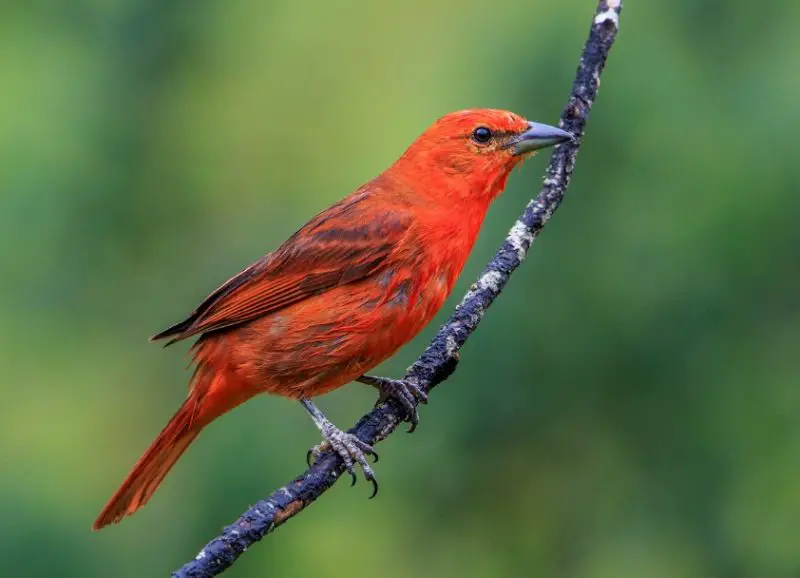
358;374;428;433
306;422;379;497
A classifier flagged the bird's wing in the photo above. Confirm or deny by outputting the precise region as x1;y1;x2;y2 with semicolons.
151;190;413;345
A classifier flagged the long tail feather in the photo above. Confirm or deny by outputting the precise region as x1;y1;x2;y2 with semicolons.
93;398;200;530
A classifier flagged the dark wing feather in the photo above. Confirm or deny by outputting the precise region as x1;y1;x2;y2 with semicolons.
151;190;412;345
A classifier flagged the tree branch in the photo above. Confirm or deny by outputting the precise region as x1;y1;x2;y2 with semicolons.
173;2;622;575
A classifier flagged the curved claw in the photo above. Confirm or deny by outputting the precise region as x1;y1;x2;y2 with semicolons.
365;376;427;429
311;426;380;494
302;399;380;496
307;440;334;467
367;477;379;499
410;383;428;404
359;444;379;463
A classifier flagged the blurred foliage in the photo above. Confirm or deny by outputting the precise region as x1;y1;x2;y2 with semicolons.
1;0;799;576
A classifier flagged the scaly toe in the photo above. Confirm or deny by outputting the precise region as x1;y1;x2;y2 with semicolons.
407;381;428;404
375;378;427;429
341;436;379;498
318;426;379;493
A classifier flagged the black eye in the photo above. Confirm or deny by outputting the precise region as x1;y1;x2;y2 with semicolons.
471;126;492;144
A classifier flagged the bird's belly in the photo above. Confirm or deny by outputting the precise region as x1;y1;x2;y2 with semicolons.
227;271;451;398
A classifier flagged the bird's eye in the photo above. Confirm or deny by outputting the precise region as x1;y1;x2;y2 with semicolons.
471;127;492;144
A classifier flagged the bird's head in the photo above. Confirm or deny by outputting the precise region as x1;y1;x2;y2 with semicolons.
393;108;573;204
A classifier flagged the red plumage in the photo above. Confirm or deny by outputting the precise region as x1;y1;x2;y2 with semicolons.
94;109;566;529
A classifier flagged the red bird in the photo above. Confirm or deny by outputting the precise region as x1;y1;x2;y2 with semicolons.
93;109;572;529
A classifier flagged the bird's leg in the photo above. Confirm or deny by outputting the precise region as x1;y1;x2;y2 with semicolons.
357;374;428;432
301;398;379;497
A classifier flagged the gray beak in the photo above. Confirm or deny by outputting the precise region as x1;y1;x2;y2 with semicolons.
509;121;574;155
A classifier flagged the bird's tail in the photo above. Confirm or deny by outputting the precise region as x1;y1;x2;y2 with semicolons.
92;397;201;530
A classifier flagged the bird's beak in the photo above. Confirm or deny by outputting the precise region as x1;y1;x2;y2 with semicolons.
509;121;574;155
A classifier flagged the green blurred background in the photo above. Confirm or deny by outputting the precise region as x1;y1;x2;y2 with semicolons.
2;0;799;576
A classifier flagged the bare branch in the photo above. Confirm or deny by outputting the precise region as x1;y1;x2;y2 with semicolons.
173;2;622;575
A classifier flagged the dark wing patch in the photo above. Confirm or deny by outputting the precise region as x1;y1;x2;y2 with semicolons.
151;190;412;345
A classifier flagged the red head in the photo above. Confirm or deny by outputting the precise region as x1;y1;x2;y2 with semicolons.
390;109;572;205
